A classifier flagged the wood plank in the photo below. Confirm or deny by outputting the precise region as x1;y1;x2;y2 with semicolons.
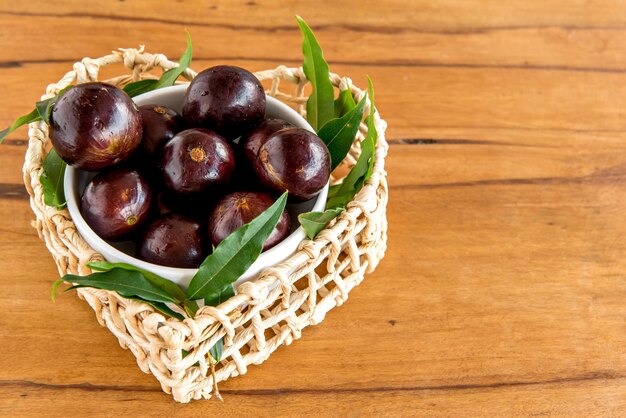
2;168;626;389
3;60;626;148
6;136;626;201
1;377;625;417
2;10;626;73
1;0;626;414
8;0;626;32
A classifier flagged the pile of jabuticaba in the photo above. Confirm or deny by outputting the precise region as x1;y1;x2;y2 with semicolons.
49;65;330;268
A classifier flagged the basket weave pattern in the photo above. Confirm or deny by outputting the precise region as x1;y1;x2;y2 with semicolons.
22;47;389;403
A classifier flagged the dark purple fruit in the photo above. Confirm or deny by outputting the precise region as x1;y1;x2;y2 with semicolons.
254;128;331;201
80;168;153;241
241;118;294;165
208;192;290;251
230;119;293;192
182;65;266;140
49;82;142;171
138;104;182;156
160;128;236;195
138;213;206;268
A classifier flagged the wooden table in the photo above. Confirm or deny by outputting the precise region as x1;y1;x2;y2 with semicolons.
1;1;625;416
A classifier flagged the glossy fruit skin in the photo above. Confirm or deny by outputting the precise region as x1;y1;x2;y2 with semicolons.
138;213;206;268
241;118;294;165
49;82;142;171
253;128;331;201
160;128;236;195
208;192;291;251
182;65;266;140
80;168;153;241
138;104;182;156
230;119;294;193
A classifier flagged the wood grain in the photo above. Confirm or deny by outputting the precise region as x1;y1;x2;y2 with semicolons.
1;0;626;416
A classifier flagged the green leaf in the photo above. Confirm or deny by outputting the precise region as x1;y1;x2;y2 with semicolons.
51;279;63;302
325;191;353;211
88;261;185;302
183;300;198;318
88;260;199;317
35;86;72;124
209;337;224;362
326;78;377;208
296;16;334;131
127;297;185;320
0;108;41;143
153;31;192;89
123;79;158;97
326;135;370;201
0;85;73;143
318;95;366;170
54;268;179;303
334;79;356;117
204;284;235;307
298;208;344;239
39;149;67;209
328;183;341;196
364;77;378;181
123;31;192;97
187;192;288;301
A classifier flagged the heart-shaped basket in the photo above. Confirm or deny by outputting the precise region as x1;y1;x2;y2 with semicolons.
22;47;389;403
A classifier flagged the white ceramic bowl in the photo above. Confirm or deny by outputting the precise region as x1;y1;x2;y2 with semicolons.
65;84;328;290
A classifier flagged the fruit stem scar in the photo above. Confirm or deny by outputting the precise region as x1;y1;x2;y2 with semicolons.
126;215;138;226
190;147;206;162
153;105;167;114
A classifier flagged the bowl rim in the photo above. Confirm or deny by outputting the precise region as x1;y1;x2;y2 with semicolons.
64;84;328;284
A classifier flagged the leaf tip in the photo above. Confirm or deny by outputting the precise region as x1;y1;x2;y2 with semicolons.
0;128;9;143
295;15;308;31
51;279;63;302
367;76;375;102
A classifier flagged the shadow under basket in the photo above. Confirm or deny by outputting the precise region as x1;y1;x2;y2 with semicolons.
23;47;389;403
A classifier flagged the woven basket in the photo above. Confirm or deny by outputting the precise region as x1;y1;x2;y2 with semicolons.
22;47;389;403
